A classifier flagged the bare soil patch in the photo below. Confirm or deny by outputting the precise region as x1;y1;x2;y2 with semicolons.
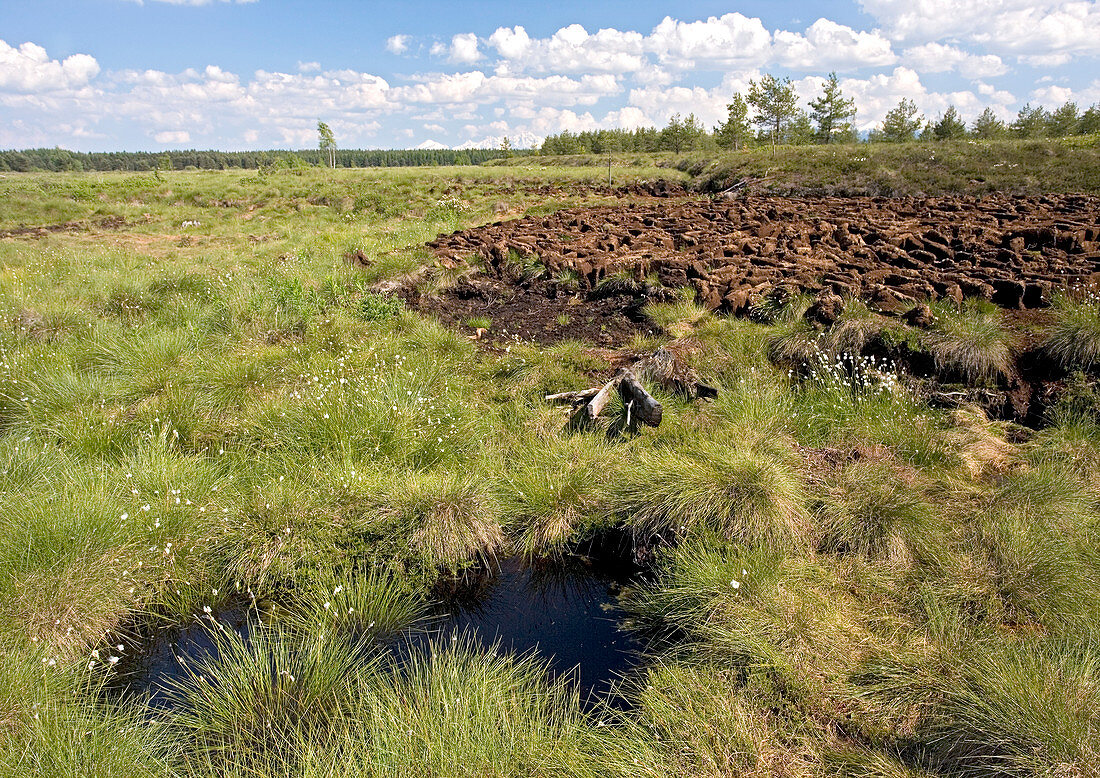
0;215;126;239
428;193;1100;319
416;192;1100;423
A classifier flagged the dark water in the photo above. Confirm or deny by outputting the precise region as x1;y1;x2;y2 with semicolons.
110;555;638;705
424;555;638;697
108;603;259;708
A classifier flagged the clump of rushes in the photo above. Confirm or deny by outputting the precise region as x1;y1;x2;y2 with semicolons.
925;298;1016;384
1041;292;1100;371
854;635;1100;777
623;536;872;703
338;638;590;777
600;661;821;778
497;435;614;555
3;692;175;777
643;291;712;338
749;291;813;324
821;298;885;356
969;461;1100;635
287;565;428;639
816;460;945;566
164;626;374;772
766;318;821;367
707;368;793;440
378;470;504;569
622;537;784;647
611;438;809;551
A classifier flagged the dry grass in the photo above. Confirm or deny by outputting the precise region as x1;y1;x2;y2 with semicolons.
945;405;1025;478
380;471;505;568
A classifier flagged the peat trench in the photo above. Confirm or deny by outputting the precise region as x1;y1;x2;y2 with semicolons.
412;192;1100;424
105;552;642;709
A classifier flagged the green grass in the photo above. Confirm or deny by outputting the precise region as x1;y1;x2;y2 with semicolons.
505;137;1100;197
1;164;1099;776
925;299;1016;384
610;437;810;550
854;636;1100;777
1042;292;1100;370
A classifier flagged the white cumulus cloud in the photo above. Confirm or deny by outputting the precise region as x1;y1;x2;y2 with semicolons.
154;130;190;143
861;0;1100;62
488;24;646;75
386;35;410;55
0;40;100;92
646;13;772;68
773;18;896;70
903;43;1007;79
434;33;481;64
1031;79;1100;106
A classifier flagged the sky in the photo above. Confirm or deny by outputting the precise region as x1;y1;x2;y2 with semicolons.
0;0;1098;151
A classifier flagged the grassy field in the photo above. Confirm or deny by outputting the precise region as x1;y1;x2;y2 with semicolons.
2;155;1100;777
496;135;1100;196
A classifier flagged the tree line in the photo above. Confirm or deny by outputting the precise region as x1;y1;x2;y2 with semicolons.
0;147;527;173
540;72;1100;154
870;99;1100;141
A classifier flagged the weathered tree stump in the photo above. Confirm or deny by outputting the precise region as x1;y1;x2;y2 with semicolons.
548;343;716;435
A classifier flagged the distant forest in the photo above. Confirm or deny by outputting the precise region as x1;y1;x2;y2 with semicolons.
540;74;1100;155
0;147;530;173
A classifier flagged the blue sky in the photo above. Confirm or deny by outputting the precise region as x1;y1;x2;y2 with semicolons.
1;0;1098;151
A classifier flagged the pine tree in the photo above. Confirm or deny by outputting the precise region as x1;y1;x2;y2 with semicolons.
1048;102;1080;137
873;98;924;142
971;107;1007;139
808;72;856;144
785;110;816;145
747;74;799;153
715;93;751;150
682;113;706;150
1010;104;1050;138
932;106;967;140
660;114;690;153
1081;104;1100;135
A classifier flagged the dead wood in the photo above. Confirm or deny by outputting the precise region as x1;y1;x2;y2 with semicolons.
553;342;716;434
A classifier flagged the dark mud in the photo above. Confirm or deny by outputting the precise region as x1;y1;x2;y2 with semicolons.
428;193;1100;318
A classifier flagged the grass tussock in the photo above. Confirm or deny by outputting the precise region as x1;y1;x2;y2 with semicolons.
643;293;712;338
163;634;592;778
608;662;821;778
611;438;810;551
287;565;428;639
378;470;504;569
816;461;945;566
944;405;1024;478
1042;293;1100;371
969;463;1100;634
1;695;174;778
340;639;591;777
925;299;1016;384
165;626;375;771
855;637;1100;777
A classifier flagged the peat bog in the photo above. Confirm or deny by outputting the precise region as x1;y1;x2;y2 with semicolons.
4;148;1100;777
